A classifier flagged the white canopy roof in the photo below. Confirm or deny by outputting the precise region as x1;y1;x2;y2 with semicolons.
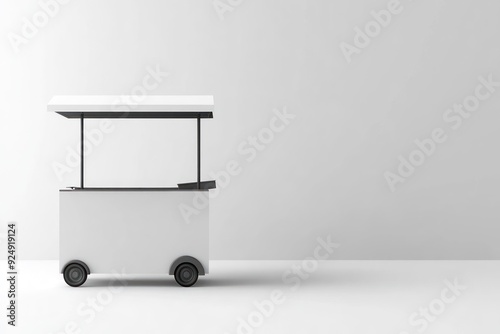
48;95;214;118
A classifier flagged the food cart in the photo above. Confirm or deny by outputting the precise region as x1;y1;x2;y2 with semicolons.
48;95;215;287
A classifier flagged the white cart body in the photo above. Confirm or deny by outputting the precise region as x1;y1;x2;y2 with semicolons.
48;95;214;286
59;189;209;274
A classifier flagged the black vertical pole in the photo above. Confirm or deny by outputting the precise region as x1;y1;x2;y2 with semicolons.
80;114;84;189
197;115;201;190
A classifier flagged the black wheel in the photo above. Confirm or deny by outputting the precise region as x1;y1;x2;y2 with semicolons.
63;263;88;287
174;263;198;287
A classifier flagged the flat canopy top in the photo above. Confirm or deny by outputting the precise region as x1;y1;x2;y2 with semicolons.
48;95;214;119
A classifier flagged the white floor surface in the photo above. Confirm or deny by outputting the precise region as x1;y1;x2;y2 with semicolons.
0;260;498;334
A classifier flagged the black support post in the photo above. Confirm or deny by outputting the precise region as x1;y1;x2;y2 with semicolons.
80;114;84;189
197;115;201;189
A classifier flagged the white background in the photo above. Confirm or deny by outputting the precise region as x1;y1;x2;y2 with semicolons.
1;0;500;260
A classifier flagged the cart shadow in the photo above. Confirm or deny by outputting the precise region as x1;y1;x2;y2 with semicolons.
81;270;369;288
82;276;286;288
78;266;446;289
196;276;287;288
83;277;178;287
